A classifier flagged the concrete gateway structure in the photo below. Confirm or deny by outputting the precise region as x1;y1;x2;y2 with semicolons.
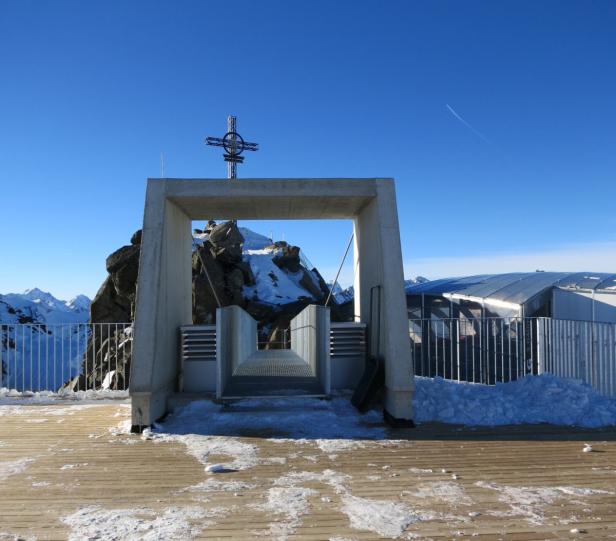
130;178;413;429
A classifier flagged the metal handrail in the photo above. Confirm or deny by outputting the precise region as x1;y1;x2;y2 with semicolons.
1;322;132;393
408;316;616;398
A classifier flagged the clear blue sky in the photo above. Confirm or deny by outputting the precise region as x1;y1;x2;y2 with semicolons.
1;1;615;299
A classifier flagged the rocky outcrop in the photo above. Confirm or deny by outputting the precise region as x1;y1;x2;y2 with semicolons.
90;231;141;323
63;326;132;392
79;220;350;389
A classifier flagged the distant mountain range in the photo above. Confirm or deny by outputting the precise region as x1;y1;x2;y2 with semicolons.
0;288;90;326
0;290;92;391
328;277;430;305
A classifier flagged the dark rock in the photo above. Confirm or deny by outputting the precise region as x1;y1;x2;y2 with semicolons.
130;229;142;245
111;254;140;300
193;274;219;324
299;270;326;301
76;326;132;391
312;268;332;299
226;267;245;306
90;276;131;323
106;244;140;274
273;244;302;273
193;245;229;323
332;299;355;322
208;221;244;264
234;261;255;286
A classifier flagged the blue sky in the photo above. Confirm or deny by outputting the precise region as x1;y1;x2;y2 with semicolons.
1;1;615;299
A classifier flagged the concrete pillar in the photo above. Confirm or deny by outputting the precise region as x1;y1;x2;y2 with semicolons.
130;181;192;430
354;180;414;421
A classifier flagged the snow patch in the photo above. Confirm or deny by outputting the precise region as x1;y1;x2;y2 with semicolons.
0;458;35;481
315;439;366;454
109;419;132;436
475;481;614;524
151;431;259;472
61;505;209;541
256;487;317;541
273;469;351;494
340;495;421;538
404;481;472;506
149;396;386;473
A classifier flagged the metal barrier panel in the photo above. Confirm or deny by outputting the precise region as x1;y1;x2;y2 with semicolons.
409;316;616;398
540;318;616;398
410;317;534;384
0;323;132;392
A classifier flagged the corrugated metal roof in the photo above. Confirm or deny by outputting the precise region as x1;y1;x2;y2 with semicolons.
405;272;616;306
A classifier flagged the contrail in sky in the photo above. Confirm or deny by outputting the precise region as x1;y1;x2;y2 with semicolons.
445;104;491;144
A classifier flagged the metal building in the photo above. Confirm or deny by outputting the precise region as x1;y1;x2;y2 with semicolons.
406;272;616;323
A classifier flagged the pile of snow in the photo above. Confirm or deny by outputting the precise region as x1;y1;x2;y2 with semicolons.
156;396;384;440
414;374;616;427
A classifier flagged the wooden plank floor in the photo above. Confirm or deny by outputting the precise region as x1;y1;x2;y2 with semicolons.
1;401;616;540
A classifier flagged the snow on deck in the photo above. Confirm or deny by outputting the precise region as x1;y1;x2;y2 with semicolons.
1;398;616;540
415;374;616;428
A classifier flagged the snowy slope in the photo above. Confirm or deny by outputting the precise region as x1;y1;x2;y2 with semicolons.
195;226;325;306
0;290;91;390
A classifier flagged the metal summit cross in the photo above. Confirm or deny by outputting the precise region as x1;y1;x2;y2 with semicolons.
205;116;259;179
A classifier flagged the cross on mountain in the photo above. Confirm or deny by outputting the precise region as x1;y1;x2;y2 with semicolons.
205;116;259;179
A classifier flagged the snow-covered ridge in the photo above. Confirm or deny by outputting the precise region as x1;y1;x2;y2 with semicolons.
194;226;326;306
1;290;92;391
0;288;90;325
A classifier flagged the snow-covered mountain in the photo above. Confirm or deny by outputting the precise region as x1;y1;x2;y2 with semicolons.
0;288;90;325
192;226;330;309
0;290;91;391
329;276;430;305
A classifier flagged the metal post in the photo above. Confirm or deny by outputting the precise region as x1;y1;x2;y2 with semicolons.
227;115;236;180
456;319;460;381
536;318;545;375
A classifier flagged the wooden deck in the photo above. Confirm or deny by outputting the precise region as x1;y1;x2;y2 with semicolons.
1;401;616;540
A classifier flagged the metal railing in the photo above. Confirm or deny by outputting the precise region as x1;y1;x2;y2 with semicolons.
537;318;616;398
410;317;616;397
1;323;132;393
